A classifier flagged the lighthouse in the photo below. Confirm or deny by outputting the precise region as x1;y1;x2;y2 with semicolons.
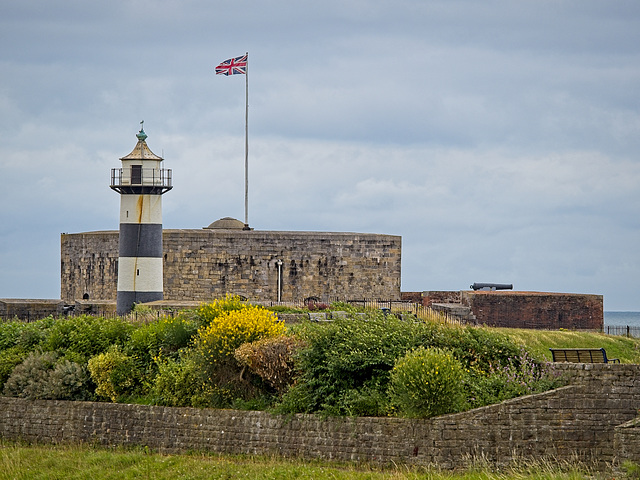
110;123;172;315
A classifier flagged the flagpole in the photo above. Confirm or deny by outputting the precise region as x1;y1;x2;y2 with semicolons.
244;52;249;229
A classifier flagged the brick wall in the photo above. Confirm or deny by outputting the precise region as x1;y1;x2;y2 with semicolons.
461;291;604;330
1;364;638;469
420;291;462;307
61;230;402;303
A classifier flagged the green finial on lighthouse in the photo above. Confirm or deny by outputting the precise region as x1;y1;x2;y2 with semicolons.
136;120;147;141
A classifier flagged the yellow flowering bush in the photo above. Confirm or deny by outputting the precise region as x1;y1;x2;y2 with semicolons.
389;346;465;418
195;304;284;365
196;295;248;327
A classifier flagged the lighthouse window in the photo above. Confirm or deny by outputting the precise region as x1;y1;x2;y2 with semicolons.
131;165;142;184
137;269;140;276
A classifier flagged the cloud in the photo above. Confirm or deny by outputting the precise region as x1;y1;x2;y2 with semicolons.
0;0;639;310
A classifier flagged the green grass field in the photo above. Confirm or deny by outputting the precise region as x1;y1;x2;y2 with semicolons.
499;327;640;363
0;441;613;480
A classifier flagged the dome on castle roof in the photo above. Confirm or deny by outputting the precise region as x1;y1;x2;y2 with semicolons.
205;217;246;230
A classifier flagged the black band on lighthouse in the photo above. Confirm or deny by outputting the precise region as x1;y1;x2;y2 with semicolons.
118;223;163;257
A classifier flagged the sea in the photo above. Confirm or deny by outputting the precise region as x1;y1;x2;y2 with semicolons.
604;311;640;327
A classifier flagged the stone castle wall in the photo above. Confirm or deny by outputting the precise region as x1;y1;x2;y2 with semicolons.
1;364;638;468
61;229;402;303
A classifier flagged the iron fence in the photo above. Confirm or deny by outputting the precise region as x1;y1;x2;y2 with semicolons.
605;325;640;338
2;298;463;325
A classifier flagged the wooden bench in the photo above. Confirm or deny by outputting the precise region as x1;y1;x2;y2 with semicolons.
549;348;620;364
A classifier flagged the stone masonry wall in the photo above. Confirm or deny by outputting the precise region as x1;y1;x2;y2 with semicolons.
461;291;604;330
61;230;402;303
1;364;638;468
0;299;64;321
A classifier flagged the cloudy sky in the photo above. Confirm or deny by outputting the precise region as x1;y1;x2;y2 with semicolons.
1;0;639;311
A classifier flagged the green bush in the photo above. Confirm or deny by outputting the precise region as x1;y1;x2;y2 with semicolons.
0;317;52;351
465;349;565;408
42;315;135;363
277;313;440;415
0;347;29;390
3;351;89;400
152;353;229;408
389;347;465;418
125;315;198;373
87;347;138;402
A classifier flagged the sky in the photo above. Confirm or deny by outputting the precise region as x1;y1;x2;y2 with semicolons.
1;0;639;311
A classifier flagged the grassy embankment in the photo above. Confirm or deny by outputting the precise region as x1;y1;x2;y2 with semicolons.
499;327;640;363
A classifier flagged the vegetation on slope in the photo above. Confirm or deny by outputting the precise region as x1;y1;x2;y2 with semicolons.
1;297;638;419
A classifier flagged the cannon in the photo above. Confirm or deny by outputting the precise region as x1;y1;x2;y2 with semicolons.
470;283;513;291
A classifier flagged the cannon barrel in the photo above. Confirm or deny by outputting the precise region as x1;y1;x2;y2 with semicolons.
470;283;513;291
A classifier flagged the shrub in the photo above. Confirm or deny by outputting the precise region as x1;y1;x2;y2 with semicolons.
389;346;465;418
152;353;229;408
87;347;138;402
125;315;198;377
3;351;89;400
0;347;28;390
42;315;135;362
0;317;52;351
234;335;307;393
194;305;284;366
465;349;566;408
188;303;285;407
195;295;249;327
277;312;440;415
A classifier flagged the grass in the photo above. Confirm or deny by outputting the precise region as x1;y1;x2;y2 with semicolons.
498;328;640;363
0;441;618;480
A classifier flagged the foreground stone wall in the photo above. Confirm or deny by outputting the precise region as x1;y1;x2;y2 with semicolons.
61;230;402;303
1;364;638;468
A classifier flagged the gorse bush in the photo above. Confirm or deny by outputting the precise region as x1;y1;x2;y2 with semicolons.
195;305;284;365
195;295;249;327
389;347;465;418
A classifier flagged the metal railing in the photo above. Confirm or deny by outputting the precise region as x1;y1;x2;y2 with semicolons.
605;325;640;338
110;168;172;189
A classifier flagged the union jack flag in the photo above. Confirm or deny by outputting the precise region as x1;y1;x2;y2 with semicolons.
215;54;248;76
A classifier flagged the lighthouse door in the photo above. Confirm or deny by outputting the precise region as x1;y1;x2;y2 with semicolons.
131;165;142;184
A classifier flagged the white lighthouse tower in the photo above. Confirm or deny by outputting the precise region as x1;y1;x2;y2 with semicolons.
110;123;172;315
